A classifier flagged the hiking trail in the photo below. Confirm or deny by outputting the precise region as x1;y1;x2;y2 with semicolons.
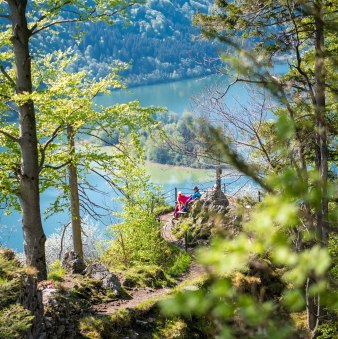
92;211;204;315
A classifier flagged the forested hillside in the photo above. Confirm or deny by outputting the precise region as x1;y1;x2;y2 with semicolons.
33;0;218;86
94;111;216;168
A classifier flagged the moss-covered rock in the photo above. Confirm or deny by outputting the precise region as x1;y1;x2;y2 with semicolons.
153;319;189;339
122;265;174;289
71;277;119;304
79;309;132;339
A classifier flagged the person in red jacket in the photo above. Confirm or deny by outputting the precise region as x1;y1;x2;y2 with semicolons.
174;191;189;218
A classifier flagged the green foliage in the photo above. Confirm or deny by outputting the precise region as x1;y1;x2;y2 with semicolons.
162;170;336;337
0;251;24;308
102;160;174;268
101;161;191;284
28;1;217;86
328;233;338;284
77;275;212;338
163;1;338;336
153;204;174;217
70;277;119;305
0;47;161;224
317;320;338;339
47;260;66;282
0;305;34;339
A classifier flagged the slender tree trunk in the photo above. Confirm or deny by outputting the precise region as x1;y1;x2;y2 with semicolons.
314;0;328;246
67;125;84;258
8;0;46;281
306;0;327;334
306;276;320;336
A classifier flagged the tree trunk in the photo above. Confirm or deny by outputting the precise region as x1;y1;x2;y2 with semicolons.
306;276;320;337
306;0;327;334
314;0;328;246
67;125;84;258
8;0;47;281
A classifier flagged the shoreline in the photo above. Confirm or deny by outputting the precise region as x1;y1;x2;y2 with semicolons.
107;72;222;93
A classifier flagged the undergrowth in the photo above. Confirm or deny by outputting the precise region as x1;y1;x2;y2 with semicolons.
0;249;35;338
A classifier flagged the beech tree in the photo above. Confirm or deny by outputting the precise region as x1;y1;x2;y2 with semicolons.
0;49;159;265
34;52;159;260
0;0;141;281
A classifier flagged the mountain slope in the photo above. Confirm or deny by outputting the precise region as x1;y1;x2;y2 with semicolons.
34;0;219;86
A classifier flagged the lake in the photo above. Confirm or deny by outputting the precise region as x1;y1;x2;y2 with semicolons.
96;75;225;115
0;74;252;251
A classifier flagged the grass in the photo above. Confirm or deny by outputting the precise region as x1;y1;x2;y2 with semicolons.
154;204;174;216
47;260;66;282
165;250;191;277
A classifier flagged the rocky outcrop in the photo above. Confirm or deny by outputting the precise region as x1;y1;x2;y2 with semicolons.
83;262;122;296
173;187;232;246
42;288;82;339
62;251;86;274
41;261;123;338
199;186;229;214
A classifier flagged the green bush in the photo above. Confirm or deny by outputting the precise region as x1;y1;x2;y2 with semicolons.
317;320;338;339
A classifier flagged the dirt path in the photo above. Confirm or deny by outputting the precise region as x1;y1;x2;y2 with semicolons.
93;212;204;315
160;211;180;244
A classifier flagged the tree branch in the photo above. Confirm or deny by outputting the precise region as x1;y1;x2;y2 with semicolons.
0;64;16;88
38;125;62;171
31;3;135;36
43;160;71;171
31;18;81;36
0;129;19;143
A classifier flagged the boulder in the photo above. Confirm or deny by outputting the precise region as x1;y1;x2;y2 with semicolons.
62;251;86;274
83;262;121;296
200;186;229;214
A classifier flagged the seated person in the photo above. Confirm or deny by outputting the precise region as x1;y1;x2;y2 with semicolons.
182;186;202;212
174;191;190;218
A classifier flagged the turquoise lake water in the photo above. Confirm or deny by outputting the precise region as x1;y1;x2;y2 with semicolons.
0;75;253;251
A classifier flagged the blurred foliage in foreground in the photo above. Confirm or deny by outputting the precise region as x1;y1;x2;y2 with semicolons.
161;0;338;337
